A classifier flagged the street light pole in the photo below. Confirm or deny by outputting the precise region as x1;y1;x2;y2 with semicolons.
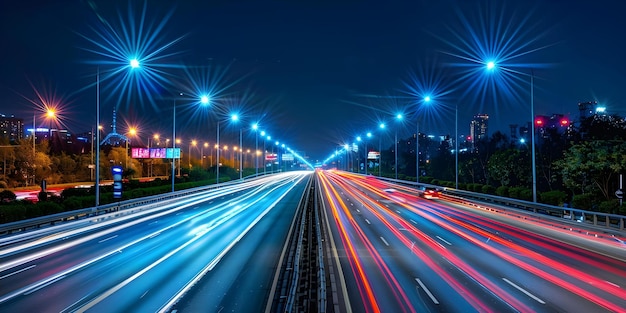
379;134;382;177
531;71;537;202
455;104;459;189
253;124;259;176
95;68;100;206
416;119;419;183
395;130;398;179
171;97;177;192
216;120;220;183
239;128;243;179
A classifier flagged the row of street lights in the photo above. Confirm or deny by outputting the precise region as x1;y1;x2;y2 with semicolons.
325;60;537;202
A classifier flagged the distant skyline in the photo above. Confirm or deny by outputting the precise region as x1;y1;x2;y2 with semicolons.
1;0;625;161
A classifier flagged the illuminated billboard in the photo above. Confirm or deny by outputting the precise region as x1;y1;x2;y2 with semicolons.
131;148;180;159
367;151;380;160
165;148;181;159
131;148;150;158
150;148;167;158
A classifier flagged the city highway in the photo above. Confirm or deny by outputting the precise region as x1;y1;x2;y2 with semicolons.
0;171;311;312
317;170;626;313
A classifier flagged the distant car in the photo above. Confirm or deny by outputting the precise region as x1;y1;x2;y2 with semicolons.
417;186;440;199
382;188;407;203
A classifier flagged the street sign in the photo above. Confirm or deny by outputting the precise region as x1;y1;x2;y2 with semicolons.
616;189;624;199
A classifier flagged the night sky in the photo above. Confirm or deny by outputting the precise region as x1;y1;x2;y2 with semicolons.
1;0;625;162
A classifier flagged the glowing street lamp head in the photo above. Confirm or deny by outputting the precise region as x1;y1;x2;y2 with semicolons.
367;132;372;138
129;127;137;136
424;96;431;102
252;123;258;131
231;114;239;122
396;114;403;120
130;58;140;69
200;95;210;105
46;109;56;119
379;123;386;129
356;136;362;142
260;131;266;136
486;61;496;71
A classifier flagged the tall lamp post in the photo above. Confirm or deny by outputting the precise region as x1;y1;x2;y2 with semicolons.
231;114;242;180
252;123;259;176
455;104;459;189
530;71;536;202
126;127;137;170
395;113;403;180
189;140;197;169
487;61;536;201
172;92;183;193
365;132;372;175
356;136;362;173
95;69;101;206
261;131;266;175
95;60;140;206
378;123;385;177
202;142;209;169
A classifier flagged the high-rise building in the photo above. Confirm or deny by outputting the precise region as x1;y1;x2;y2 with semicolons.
469;113;489;150
0;114;24;143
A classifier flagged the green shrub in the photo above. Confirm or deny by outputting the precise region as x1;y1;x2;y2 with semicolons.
0;204;28;223
572;193;595;211
495;186;509;197
482;185;496;195
37;201;64;215
62;197;84;211
508;187;523;199
598;199;620;214
540;190;567;206
518;189;533;201
61;188;91;199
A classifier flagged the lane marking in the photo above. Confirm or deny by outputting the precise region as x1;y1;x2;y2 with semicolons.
605;280;620;288
356;209;360;213
0;265;36;280
98;235;118;243
502;278;545;304
436;236;452;245
396;210;401;214
380;237;390;246
365;219;371;225
140;289;149;299
410;219;417;224
415;278;439;304
149;232;161;239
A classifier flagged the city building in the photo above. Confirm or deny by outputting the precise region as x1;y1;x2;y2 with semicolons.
469;113;489;150
0;114;24;143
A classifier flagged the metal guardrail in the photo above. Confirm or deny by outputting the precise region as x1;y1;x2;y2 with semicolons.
376;176;626;233
0;179;249;236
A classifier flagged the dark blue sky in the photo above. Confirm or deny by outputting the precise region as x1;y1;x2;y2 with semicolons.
1;0;625;161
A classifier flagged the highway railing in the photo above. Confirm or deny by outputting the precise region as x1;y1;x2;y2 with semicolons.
376;176;626;234
0;179;251;236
